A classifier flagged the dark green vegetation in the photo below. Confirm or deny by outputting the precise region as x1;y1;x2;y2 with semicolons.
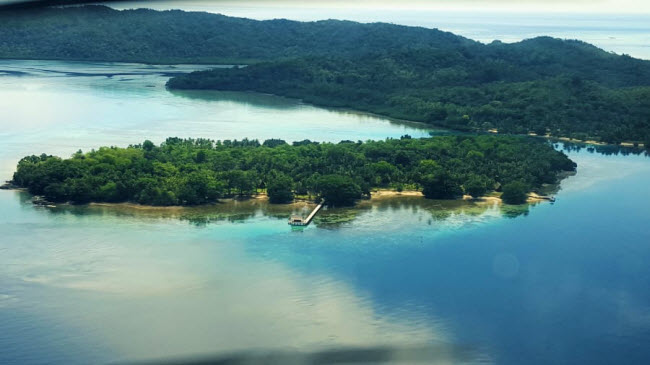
11;136;575;206
3;6;648;142
0;5;470;63
315;175;363;206
501;181;530;205
169;50;650;144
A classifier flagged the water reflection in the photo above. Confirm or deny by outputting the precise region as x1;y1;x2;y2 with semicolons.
169;89;443;135
130;344;488;365
0;60;221;78
3;149;650;364
169;89;305;110
29;195;315;226
1;189;450;364
556;141;650;157
18;190;542;230
3;59;650;364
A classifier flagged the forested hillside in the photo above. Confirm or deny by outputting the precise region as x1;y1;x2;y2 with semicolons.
169;53;650;143
0;5;472;63
11;136;575;206
3;6;650;143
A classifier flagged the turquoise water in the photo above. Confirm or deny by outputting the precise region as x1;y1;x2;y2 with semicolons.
1;61;650;364
0;60;433;182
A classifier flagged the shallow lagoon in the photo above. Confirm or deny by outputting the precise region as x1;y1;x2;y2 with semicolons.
1;61;650;364
0;60;434;182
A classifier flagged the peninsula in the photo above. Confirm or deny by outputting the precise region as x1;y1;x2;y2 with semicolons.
2;6;649;144
10;136;576;206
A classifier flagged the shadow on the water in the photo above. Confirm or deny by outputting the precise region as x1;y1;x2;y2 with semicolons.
500;204;531;218
312;196;537;228
25;195;315;227
168;89;305;110
127;344;487;365
0;69;30;76
168;89;443;135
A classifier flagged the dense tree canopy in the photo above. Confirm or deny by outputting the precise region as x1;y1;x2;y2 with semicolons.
12;136;575;206
3;6;649;142
315;175;363;206
501;181;530;205
266;173;294;203
169;53;650;143
0;6;473;63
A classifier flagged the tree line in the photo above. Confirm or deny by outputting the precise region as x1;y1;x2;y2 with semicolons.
3;6;649;143
12;136;576;206
168;51;650;145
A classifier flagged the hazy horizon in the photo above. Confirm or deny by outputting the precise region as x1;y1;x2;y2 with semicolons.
108;1;650;59
107;0;650;14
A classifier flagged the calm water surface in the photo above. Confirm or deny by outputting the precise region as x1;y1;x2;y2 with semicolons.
1;61;650;364
0;60;432;182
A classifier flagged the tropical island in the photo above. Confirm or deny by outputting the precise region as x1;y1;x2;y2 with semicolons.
10;135;576;207
1;6;648;145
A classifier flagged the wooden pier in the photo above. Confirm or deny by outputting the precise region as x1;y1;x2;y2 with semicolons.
289;200;324;226
528;193;556;202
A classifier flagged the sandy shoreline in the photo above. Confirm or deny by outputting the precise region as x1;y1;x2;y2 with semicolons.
370;189;547;204
486;130;646;148
529;133;644;148
370;189;424;198
87;194;315;211
6;187;553;211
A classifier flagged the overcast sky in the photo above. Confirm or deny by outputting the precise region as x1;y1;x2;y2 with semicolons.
110;0;649;14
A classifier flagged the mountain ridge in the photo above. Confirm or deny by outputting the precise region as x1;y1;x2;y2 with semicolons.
3;5;649;143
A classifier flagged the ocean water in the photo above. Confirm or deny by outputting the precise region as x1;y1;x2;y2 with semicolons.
0;60;433;182
1;60;650;364
1;145;650;364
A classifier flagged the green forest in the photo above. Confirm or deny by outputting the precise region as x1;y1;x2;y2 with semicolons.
0;6;475;63
3;6;649;143
168;52;650;145
11;136;576;206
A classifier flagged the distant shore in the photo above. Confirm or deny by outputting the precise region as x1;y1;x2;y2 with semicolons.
525;132;645;149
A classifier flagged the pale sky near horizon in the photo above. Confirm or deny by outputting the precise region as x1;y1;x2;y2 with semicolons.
111;0;650;14
0;0;647;13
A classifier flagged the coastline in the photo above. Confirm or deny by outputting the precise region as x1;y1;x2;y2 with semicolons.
2;56;636;147
524;132;646;149
169;86;647;148
2;187;556;211
0;56;253;66
370;189;549;204
168;88;444;135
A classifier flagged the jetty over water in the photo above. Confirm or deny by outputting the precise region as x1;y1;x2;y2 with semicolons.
289;200;324;226
528;193;556;202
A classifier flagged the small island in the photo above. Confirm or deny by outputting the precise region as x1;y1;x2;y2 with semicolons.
10;135;575;207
